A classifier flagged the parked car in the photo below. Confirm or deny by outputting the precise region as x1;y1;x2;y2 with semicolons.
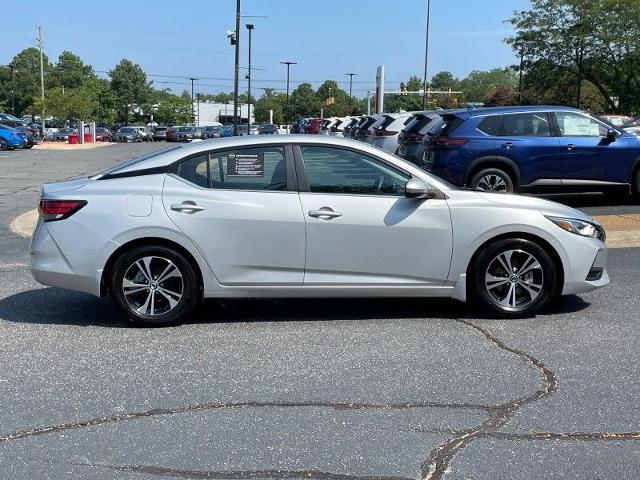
221;124;233;137
201;125;222;139
598;114;633;127
371;113;414;153
114;127;142;143
354;115;381;142
307;118;324;135
236;125;249;136
348;116;370;139
328;117;353;137
15;125;41;148
95;127;113;142
52;128;78;142
258;124;279;135
153;127;168;141
249;124;260;136
135;126;153;142
422;105;640;195
173;126;195;142
0;118;29;130
341;117;360;138
0;124;28;150
397;111;441;165
30;135;609;326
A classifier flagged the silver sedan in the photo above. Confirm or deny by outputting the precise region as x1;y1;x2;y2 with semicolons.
30;136;608;326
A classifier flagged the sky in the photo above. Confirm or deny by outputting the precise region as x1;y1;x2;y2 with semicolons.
1;0;531;97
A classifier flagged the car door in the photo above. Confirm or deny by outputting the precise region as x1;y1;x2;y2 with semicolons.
553;111;632;184
495;112;563;186
162;144;306;286
296;145;452;286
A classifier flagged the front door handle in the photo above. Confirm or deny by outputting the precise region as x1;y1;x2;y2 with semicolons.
171;202;206;212
308;207;342;219
566;144;576;151
501;142;515;149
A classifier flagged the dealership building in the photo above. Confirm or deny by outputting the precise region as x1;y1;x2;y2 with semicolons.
194;101;255;126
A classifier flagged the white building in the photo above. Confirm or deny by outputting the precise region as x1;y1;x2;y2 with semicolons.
194;101;255;126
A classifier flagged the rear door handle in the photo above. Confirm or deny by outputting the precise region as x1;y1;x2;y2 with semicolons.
308;208;342;219
171;202;206;212
501;142;515;149
566;144;576;151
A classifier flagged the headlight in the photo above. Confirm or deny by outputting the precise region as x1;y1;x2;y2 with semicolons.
546;216;603;239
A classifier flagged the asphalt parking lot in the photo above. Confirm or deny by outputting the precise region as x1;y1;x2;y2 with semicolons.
0;143;639;479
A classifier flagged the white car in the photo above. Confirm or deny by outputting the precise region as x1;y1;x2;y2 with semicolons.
31;136;608;326
371;113;414;152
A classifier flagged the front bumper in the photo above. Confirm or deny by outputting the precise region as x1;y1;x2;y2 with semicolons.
561;243;609;295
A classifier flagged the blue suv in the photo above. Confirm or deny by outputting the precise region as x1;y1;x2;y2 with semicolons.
422;106;640;196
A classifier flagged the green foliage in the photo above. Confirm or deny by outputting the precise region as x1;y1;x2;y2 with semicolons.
151;89;193;125
51;51;94;89
109;59;152;122
458;69;517;103
254;88;286;124
508;0;640;113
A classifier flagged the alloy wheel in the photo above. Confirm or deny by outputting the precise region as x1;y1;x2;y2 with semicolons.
122;256;184;316
484;249;543;310
476;174;508;192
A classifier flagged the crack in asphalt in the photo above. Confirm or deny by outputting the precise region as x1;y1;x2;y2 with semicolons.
420;318;559;480
487;431;640;441
0;400;491;443
72;463;415;480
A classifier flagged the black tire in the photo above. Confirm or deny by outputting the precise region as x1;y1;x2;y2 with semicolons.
24;144;34;149
633;169;640;198
110;245;199;327
470;238;557;317
0;139;7;151
469;168;515;193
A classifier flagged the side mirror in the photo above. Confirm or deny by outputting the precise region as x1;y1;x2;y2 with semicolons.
405;178;434;199
607;129;618;141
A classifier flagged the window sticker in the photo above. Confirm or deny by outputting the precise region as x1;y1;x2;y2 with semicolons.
226;152;265;177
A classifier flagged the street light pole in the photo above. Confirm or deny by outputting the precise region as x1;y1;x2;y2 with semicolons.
518;46;524;106
246;24;254;132
233;0;241;136
280;61;297;122
188;77;198;125
345;72;357;104
36;26;45;132
9;63;15;115
422;0;431;110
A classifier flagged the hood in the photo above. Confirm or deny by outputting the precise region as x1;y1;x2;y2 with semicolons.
474;191;593;222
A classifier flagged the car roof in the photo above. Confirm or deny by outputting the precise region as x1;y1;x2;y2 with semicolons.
460;105;583;119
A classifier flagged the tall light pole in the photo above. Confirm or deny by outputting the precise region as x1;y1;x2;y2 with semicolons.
246;23;254;132
518;46;524;106
422;0;431;110
233;0;241;136
9;63;15;115
188;77;198;125
36;26;45;132
345;72;357;104
280;61;297;122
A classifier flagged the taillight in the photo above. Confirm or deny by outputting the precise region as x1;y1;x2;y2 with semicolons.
403;132;424;143
430;136;469;147
375;129;398;137
38;200;87;222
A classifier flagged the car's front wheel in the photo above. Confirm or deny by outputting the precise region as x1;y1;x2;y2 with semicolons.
470;168;514;193
110;245;199;327
471;238;557;317
0;139;7;151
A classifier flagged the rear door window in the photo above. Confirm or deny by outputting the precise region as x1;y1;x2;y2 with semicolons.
499;113;551;137
477;115;502;136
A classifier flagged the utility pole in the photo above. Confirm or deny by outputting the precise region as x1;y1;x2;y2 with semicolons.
188;77;198;125
280;61;297;123
518;46;524;106
9;64;15;115
422;0;431;110
345;73;357;104
196;93;200;127
246;24;254;133
233;0;241;136
36;26;45;132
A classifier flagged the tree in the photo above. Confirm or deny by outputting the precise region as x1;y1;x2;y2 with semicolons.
291;83;316;117
2;48;53;116
484;86;519;106
316;80;350;117
109;59;152;123
51;51;94;90
430;71;458;91
151;89;192;125
459;68;517;103
254;88;286;124
507;0;640;112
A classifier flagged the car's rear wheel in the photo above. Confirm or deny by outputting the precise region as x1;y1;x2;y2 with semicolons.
633;169;640;197
470;168;514;193
110;245;199;327
471;238;557;317
0;139;7;151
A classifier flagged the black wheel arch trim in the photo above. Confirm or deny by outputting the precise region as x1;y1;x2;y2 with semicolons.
465;155;521;187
